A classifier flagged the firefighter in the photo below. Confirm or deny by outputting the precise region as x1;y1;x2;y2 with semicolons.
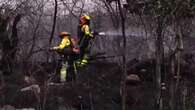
50;32;78;82
77;14;93;66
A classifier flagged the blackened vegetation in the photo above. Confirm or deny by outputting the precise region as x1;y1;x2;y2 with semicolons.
1;0;195;110
0;53;194;110
0;14;21;75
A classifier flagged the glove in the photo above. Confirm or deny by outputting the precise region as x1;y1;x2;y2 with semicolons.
73;47;80;54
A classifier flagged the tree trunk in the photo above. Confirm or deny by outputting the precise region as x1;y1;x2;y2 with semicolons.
0;71;5;107
169;21;184;110
49;0;58;46
48;0;58;62
174;22;183;110
175;24;183;83
155;17;164;110
0;14;21;74
0;16;10;74
10;14;21;59
117;0;127;110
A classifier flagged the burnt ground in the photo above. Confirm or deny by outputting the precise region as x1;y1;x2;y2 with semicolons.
1;57;195;110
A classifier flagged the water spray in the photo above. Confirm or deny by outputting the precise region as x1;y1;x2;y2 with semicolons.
94;31;144;38
98;32;106;36
94;31;123;37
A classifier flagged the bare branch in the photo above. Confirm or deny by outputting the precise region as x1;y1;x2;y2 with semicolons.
49;0;58;45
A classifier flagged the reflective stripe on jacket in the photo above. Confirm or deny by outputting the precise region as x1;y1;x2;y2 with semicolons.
57;36;71;49
81;25;93;38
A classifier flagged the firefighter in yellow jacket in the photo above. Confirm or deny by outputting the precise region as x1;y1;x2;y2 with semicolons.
51;32;77;82
52;32;71;54
77;14;93;66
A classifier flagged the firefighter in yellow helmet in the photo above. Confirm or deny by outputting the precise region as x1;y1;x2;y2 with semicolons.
51;32;71;53
77;14;93;66
51;32;77;82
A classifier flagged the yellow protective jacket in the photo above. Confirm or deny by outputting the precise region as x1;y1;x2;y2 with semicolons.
81;24;93;38
56;36;71;50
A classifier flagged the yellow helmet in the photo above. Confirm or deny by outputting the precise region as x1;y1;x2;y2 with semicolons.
81;14;91;21
59;31;70;38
